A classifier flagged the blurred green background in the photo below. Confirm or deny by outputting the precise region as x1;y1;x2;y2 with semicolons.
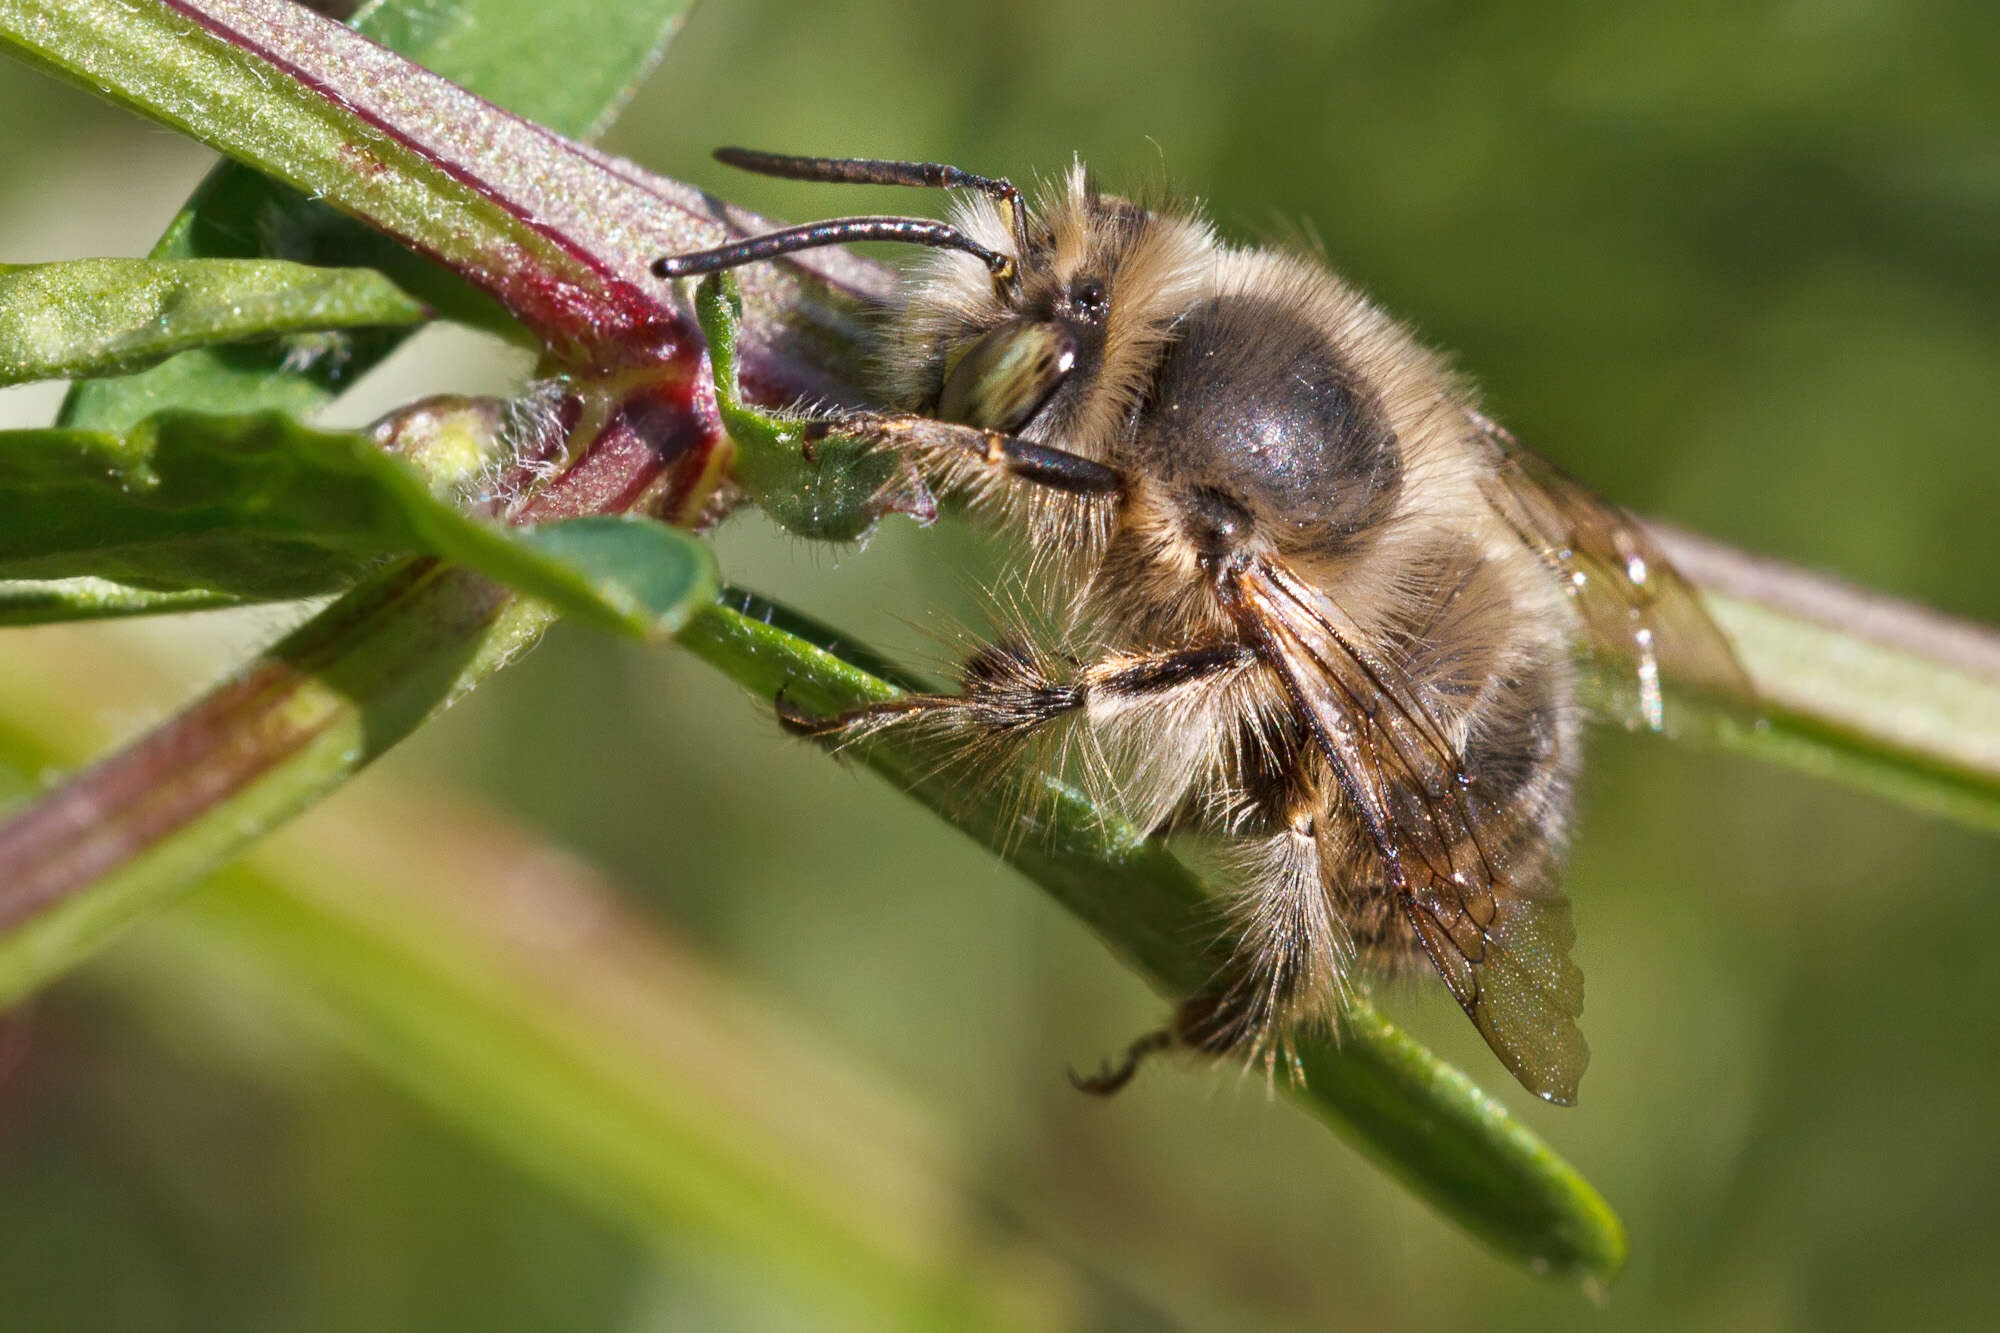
2;0;1997;1328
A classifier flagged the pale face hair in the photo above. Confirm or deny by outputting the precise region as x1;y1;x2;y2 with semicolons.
663;151;1752;1104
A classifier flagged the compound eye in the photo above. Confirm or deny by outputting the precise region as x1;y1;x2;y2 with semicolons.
936;320;1079;432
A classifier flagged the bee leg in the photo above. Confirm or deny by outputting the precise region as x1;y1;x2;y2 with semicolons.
774;640;1254;744
773;686;842;739
800;414;1125;496
1067;1028;1175;1096
1168;816;1343;1085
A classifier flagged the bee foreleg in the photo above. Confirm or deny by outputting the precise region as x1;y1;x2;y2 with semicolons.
800;414;1124;495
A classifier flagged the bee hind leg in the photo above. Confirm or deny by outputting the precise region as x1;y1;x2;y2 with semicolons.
1068;989;1302;1098
1168;817;1347;1086
1068;1028;1175;1096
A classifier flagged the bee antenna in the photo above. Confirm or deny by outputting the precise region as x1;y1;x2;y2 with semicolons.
651;147;1028;284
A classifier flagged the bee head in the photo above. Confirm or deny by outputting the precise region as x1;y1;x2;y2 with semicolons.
889;165;1218;461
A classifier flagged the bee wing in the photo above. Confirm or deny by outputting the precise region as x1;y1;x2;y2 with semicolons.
1238;560;1589;1104
1470;412;1754;734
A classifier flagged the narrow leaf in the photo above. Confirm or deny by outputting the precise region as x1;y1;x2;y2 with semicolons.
0;411;714;634
1652;526;2000;832
0;578;243;626
679;590;1629;1286
0;258;426;387
0;550;1621;1290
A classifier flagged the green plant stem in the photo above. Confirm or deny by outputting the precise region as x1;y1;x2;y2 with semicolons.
54;0;695;429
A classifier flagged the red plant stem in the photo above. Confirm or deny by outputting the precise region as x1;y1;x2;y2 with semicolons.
0;564;472;930
152;0;892;401
161;0;680;364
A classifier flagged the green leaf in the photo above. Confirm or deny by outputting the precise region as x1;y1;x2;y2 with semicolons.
679;589;1628;1288
348;0;691;143
0;411;714;635
56;177;520;431
0;258;427;387
513;516;717;638
42;0;694;429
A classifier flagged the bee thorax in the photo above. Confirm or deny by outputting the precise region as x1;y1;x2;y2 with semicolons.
1129;294;1402;558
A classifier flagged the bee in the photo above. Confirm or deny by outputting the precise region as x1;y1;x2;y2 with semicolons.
654;149;1751;1105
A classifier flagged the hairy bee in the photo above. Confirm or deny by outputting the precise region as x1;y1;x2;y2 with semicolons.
655;149;1750;1105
